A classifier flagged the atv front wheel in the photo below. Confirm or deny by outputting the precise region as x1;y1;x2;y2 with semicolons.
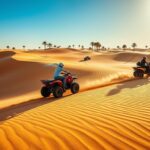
53;86;64;98
71;83;80;94
41;87;51;97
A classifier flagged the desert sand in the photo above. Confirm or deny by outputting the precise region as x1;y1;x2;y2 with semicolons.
0;49;150;150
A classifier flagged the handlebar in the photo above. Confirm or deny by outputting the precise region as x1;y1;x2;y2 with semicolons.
60;71;76;77
60;72;70;75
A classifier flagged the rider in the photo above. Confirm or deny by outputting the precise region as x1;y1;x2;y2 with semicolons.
140;56;149;72
53;63;67;88
140;56;147;67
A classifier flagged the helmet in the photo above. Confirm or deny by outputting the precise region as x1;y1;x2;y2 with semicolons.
59;63;64;68
143;56;147;60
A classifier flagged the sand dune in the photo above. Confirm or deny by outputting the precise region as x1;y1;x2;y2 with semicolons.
114;52;150;62
0;49;134;108
0;51;52;106
0;49;150;149
0;79;149;150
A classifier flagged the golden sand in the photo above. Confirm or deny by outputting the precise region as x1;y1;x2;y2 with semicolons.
0;49;149;150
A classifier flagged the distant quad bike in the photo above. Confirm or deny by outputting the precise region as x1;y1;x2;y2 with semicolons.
41;72;80;98
133;62;150;78
84;56;91;61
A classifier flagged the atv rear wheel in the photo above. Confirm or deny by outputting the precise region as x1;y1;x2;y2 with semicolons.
53;86;64;98
71;82;79;94
139;72;144;78
133;71;138;77
41;87;51;97
133;70;144;78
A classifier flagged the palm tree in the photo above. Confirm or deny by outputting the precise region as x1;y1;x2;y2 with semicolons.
117;46;120;49
6;45;10;49
122;44;127;50
22;45;26;49
12;47;15;50
47;43;52;49
72;45;75;48
78;45;81;49
90;42;95;51
68;45;71;48
38;47;41;49
145;45;148;49
42;41;47;50
102;46;105;50
81;45;84;50
94;42;101;51
132;43;137;49
54;45;57;48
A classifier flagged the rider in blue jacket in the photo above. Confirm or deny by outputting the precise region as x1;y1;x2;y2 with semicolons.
53;63;67;88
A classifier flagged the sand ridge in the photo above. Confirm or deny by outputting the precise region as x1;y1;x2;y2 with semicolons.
0;49;150;150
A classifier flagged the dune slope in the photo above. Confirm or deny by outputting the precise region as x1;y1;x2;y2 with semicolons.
0;54;51;99
0;49;150;150
0;49;134;108
0;79;150;150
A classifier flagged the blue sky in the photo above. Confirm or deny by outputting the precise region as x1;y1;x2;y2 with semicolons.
0;0;149;49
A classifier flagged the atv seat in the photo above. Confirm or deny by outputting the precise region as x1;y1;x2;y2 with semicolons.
41;80;55;84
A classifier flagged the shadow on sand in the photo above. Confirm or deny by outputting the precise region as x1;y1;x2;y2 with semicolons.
106;78;150;96
0;94;72;122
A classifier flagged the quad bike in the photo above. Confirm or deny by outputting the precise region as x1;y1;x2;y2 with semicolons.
84;56;91;61
41;72;80;98
133;62;150;78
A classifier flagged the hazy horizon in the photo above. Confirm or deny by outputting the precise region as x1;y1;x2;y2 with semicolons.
0;0;150;49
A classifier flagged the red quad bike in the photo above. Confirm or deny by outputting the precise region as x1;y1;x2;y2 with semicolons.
41;72;80;98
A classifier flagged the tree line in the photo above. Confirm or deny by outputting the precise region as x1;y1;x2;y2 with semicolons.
117;43;149;50
3;42;149;51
